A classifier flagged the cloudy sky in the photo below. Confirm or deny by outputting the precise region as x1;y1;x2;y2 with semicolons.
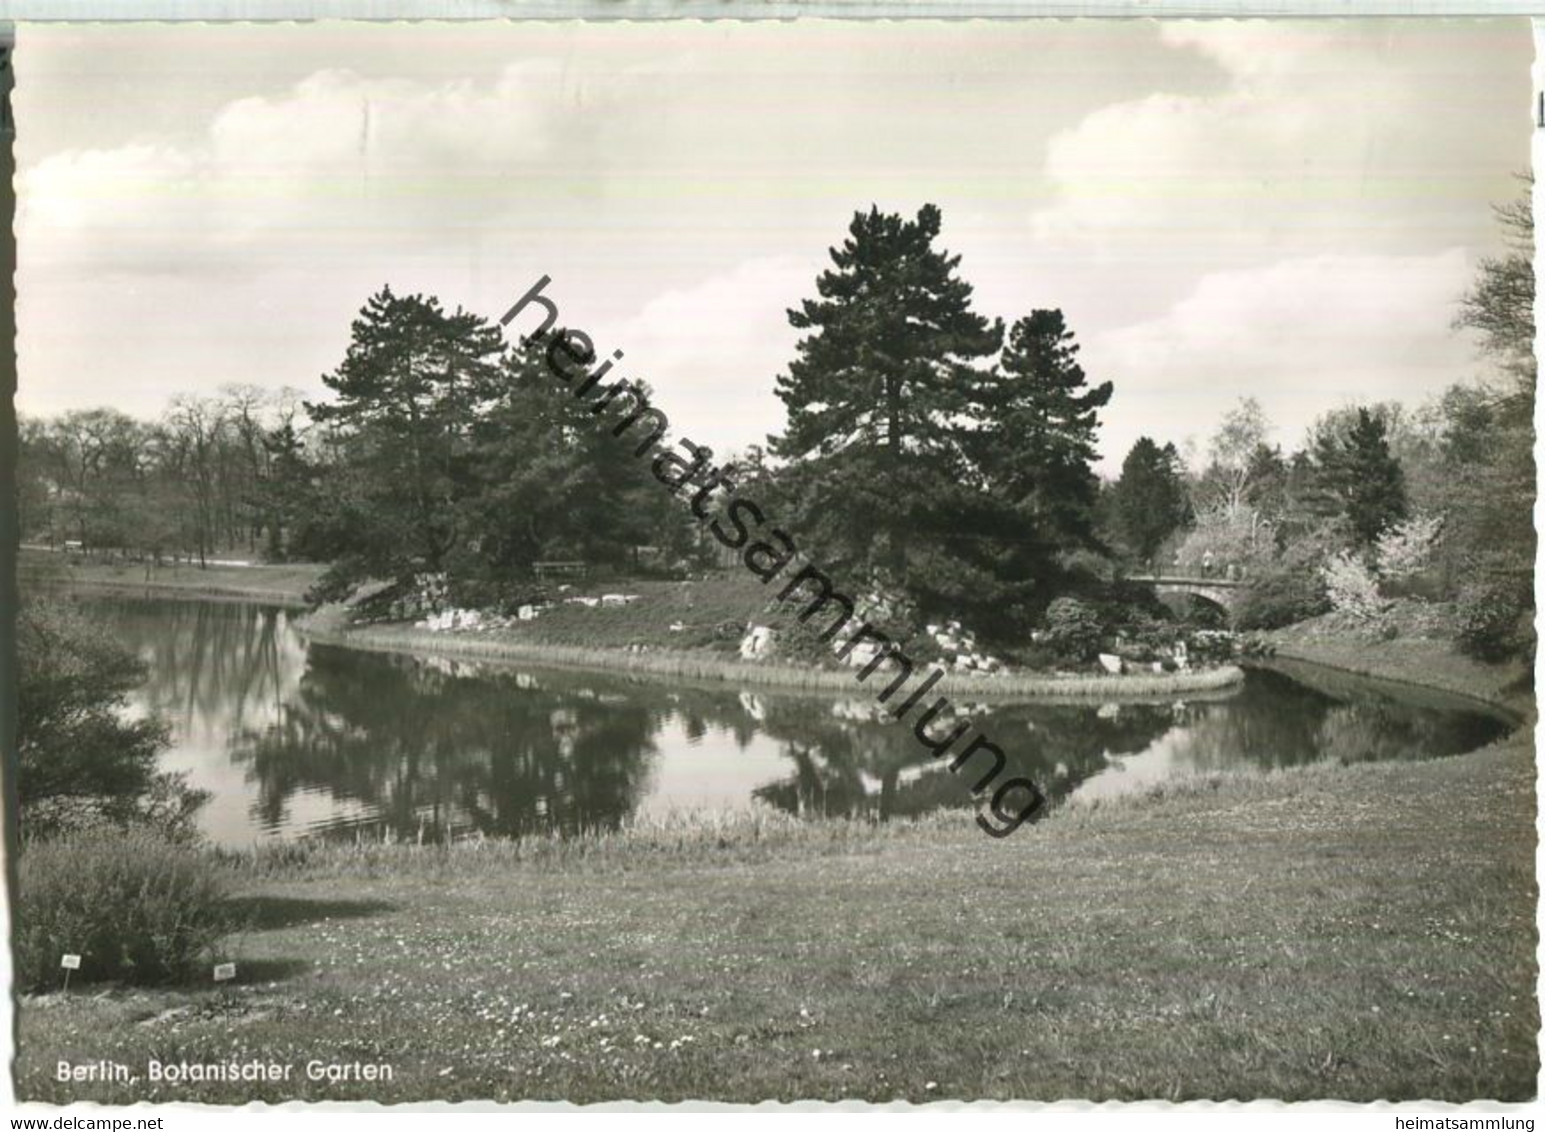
15;19;1532;473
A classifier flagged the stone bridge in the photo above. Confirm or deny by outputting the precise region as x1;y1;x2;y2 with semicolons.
1130;574;1249;620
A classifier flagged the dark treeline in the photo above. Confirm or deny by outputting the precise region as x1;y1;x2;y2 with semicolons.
18;189;1536;665
18;204;1129;640
19;386;314;566
16;306;703;581
304;207;1126;634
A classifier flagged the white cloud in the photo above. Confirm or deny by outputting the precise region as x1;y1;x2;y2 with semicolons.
1031;22;1418;260
599;256;818;458
13;20;1526;454
19;62;569;275
1086;249;1477;470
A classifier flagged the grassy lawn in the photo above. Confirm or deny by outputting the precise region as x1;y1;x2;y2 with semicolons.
1270;618;1533;717
20;549;326;606
16;729;1537;1104
443;572;770;651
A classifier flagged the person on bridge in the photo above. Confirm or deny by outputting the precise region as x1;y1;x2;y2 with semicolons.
1201;550;1215;577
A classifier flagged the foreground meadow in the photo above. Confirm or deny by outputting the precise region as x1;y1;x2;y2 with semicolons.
15;721;1537;1105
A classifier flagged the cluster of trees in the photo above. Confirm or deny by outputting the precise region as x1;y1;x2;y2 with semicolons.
764;204;1113;634
18;387;316;565
1096;183;1534;660
17;295;710;589
1102;396;1413;576
25;204;1122;640
303;288;696;596
18;189;1533;663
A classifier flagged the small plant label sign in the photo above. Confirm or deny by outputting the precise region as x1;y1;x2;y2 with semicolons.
213;962;237;982
60;954;81;970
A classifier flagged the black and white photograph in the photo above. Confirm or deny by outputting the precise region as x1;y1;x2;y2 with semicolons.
3;15;1539;1111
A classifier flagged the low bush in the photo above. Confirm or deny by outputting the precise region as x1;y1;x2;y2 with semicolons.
1455;582;1533;662
1321;551;1389;623
999;641;1062;671
15;829;232;991
1041;597;1104;663
1108;615;1183;662
1185;630;1239;665
1236;567;1331;630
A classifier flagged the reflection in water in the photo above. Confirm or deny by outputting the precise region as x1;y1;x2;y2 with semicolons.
82;596;1512;847
743;697;1177;823
231;645;658;841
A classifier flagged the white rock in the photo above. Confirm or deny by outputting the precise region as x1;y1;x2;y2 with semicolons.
1097;653;1124;675
846;642;882;668
739;625;777;660
601;593;627;607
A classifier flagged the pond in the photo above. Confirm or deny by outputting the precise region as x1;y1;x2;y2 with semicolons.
87;595;1513;847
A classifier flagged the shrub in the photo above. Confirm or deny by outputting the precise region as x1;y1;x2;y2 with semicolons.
1375;513;1444;583
750;605;832;667
1090;583;1173;633
1186;629;1239;664
18;598;204;840
1003;641;1061;671
1041;597;1104;663
1235;567;1331;630
1455;582;1532;662
1108;617;1179;663
15;829;233;991
1321;551;1388;623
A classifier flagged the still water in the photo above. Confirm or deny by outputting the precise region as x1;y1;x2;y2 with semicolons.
90;595;1512;848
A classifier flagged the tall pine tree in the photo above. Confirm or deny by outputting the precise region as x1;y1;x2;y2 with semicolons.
965;309;1112;543
1111;436;1188;565
771;204;1002;586
1308;407;1408;546
463;339;668;578
308;287;505;580
922;309;1114;626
